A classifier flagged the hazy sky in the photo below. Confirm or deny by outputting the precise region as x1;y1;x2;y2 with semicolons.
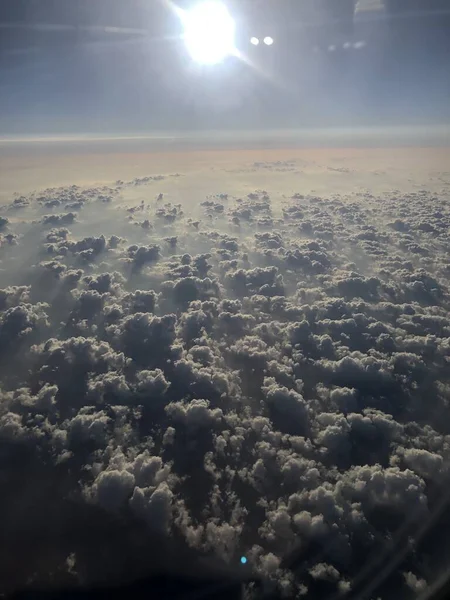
0;0;449;133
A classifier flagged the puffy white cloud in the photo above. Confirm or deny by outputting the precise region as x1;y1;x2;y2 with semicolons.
403;571;427;593
67;409;110;446
135;369;170;397
90;469;136;511
402;448;444;480
262;378;309;435
0;411;27;441
165;399;223;431
129;482;173;532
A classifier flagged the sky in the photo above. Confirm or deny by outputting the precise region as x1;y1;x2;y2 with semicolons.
0;0;450;134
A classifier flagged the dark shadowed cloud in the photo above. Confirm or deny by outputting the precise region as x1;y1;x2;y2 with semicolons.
1;174;450;599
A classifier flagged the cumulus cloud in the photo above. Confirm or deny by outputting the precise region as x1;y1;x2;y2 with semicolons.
90;468;136;511
1;179;450;598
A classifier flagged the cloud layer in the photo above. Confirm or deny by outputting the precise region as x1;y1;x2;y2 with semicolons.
1;175;450;597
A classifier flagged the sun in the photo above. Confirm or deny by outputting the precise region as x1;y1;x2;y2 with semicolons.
181;1;236;65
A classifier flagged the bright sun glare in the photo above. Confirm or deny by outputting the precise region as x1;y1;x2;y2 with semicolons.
182;1;236;65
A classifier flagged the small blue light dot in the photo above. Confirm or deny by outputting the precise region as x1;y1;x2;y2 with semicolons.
240;556;247;565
